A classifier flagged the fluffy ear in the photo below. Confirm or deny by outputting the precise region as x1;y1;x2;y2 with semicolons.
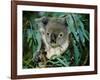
41;16;48;26
35;16;49;26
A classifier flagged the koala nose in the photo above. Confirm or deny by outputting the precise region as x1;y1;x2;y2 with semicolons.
50;33;57;43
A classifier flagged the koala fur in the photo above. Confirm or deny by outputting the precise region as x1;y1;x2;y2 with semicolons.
34;16;69;60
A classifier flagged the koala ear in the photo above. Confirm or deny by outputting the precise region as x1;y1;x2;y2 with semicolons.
41;16;48;26
35;16;48;26
35;17;49;30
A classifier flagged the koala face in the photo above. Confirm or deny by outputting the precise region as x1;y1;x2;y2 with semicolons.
45;19;68;48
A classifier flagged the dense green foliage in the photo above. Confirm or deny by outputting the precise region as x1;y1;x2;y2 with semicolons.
23;11;89;68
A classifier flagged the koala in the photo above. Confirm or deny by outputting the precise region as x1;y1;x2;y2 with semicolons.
33;16;69;64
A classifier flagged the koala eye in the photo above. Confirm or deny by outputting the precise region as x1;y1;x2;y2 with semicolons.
59;32;63;37
60;33;63;36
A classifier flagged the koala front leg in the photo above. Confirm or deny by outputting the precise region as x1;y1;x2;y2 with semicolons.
33;17;50;66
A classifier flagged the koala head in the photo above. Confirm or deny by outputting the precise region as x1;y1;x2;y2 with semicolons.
35;16;69;48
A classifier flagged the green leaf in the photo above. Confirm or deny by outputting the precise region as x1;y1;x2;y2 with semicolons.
73;43;80;65
84;30;89;40
66;14;79;42
56;57;68;67
29;39;32;48
78;28;85;45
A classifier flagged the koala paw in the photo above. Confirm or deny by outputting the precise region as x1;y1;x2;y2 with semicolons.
33;52;41;67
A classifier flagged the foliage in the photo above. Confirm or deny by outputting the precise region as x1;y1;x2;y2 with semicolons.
23;11;89;68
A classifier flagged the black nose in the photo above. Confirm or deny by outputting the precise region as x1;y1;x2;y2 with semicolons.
50;33;57;43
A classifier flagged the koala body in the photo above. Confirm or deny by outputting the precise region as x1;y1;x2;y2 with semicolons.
35;17;69;60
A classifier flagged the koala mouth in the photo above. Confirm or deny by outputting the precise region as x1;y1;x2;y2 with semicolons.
51;43;56;46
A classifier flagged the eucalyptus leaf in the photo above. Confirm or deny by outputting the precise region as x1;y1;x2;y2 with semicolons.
66;14;79;42
73;43;80;65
